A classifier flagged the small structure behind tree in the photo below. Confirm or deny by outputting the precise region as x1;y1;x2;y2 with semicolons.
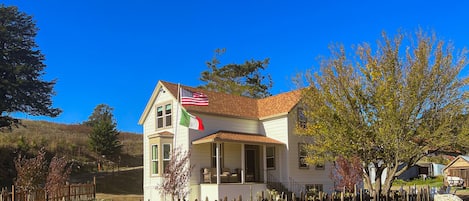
443;155;469;187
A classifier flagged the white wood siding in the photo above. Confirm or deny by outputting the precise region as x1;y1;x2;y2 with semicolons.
192;113;260;137
286;106;334;193
142;87;177;201
261;116;289;185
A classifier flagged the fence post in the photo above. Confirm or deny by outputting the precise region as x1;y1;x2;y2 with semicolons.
93;176;96;199
11;185;14;201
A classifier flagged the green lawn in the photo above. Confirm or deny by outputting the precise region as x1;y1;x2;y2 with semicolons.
392;176;444;188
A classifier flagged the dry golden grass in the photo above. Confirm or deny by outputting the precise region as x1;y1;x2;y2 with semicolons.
0;119;143;188
0;120;142;159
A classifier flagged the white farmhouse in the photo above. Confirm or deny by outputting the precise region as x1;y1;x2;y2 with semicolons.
139;81;334;201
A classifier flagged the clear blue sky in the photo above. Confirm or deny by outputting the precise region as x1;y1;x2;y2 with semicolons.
3;0;469;133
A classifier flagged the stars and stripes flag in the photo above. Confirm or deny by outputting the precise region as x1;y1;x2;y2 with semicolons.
180;87;209;106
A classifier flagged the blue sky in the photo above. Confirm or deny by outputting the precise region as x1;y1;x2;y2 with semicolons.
3;0;469;133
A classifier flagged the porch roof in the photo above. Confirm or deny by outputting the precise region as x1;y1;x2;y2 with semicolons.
192;131;284;145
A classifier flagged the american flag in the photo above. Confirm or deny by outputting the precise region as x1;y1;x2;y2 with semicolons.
180;88;209;106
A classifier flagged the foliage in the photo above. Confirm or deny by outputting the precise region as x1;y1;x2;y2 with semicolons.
87;104;122;157
45;155;72;194
158;146;193;201
14;148;72;194
330;156;363;192
14;148;48;191
297;30;469;195
0;5;61;130
200;48;273;98
83;104;113;127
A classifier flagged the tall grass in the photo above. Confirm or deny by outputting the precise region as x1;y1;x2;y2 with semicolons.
0;120;142;163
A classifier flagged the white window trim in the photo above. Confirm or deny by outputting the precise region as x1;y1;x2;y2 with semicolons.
299;143;309;169
156;102;172;129
266;146;275;170
151;144;159;175
163;143;171;172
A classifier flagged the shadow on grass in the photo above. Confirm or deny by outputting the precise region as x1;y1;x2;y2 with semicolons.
95;167;143;195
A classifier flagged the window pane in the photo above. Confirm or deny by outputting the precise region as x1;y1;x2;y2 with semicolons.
267;158;274;168
163;161;170;173
165;104;171;114
152;145;158;160
163;144;171;159
152;161;158;174
157;117;163;128
157;106;163;116
299;144;309;168
165;115;172;127
267;147;274;157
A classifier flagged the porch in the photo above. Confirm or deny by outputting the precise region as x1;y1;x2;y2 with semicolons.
192;131;284;185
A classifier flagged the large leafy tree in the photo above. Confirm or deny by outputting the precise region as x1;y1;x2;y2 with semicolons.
0;5;61;129
298;30;469;196
87;104;121;156
200;48;273;98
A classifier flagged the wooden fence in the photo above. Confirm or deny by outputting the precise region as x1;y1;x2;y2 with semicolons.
193;185;443;201
1;182;95;201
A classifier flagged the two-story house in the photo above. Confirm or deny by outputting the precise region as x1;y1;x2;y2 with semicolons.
139;81;334;201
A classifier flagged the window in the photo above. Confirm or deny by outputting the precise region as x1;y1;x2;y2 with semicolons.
151;145;158;175
156;103;172;129
299;143;309;168
157;106;163;128
266;146;275;169
165;104;172;127
305;184;323;193
297;107;307;128
163;143;171;172
211;143;224;168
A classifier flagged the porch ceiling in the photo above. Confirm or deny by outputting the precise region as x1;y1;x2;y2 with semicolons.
192;131;284;145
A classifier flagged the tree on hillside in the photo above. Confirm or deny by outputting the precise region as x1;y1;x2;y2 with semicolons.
199;48;273;98
0;6;61;130
297;30;469;196
87;104;121;157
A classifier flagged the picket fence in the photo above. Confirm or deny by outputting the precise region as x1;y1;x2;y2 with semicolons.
191;185;447;201
0;182;95;201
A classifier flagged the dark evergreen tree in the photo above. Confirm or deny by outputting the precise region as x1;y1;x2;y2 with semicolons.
0;5;61;129
200;48;273;98
87;104;121;156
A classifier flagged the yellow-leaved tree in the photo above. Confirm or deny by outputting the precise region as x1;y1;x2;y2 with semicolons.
297;30;469;196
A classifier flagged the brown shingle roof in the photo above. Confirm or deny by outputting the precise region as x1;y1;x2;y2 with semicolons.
160;81;301;119
192;131;284;145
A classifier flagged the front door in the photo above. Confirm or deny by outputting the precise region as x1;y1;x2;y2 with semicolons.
245;145;258;182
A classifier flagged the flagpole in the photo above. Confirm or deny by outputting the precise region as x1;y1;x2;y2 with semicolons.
174;83;181;147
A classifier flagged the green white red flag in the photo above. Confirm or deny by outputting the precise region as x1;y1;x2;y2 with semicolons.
179;108;204;130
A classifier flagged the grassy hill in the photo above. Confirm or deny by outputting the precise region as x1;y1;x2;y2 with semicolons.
0;120;143;188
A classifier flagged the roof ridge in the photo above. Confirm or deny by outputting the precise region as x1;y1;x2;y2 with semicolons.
159;80;302;119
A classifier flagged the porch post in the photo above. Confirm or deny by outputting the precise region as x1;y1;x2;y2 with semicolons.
263;144;267;183
216;142;221;184
241;143;245;184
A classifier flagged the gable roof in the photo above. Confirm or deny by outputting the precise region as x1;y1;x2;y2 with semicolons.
138;80;302;124
444;155;469;170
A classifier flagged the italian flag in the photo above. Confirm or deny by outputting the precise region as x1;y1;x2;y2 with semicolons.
179;108;204;131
